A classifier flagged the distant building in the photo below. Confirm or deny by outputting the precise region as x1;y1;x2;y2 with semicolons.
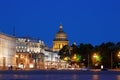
16;37;61;69
16;37;45;69
43;48;59;69
16;37;44;53
0;32;16;69
53;24;69;52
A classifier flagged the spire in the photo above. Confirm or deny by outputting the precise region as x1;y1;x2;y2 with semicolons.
59;24;63;31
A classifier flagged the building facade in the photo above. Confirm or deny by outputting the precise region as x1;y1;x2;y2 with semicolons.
43;49;59;69
16;37;45;69
53;24;69;52
16;37;61;69
43;48;67;69
0;32;16;69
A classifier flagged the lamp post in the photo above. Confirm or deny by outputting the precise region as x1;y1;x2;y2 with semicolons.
88;54;90;68
93;53;97;68
93;53;97;63
117;51;120;68
111;52;113;69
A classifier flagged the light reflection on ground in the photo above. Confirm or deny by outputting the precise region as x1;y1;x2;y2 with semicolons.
93;74;99;80
117;75;120;80
72;74;77;80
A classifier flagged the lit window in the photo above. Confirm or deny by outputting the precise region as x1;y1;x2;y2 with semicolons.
17;50;19;52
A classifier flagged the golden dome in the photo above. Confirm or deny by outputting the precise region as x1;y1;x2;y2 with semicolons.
53;25;68;41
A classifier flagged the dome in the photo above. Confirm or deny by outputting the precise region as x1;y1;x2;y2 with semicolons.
53;25;68;41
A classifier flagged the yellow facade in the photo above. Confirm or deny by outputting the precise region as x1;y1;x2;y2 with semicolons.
53;41;68;51
53;25;68;52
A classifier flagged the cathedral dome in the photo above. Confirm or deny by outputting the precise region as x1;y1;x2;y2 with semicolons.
54;25;68;41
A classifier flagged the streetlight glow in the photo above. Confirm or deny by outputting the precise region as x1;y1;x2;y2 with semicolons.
118;51;120;58
71;54;81;62
64;57;69;61
93;53;97;58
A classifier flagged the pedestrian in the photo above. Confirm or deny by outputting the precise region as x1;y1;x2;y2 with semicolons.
10;65;13;70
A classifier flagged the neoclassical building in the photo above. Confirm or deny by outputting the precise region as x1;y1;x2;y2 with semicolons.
16;37;60;69
53;24;69;52
0;32;16;69
16;37;45;69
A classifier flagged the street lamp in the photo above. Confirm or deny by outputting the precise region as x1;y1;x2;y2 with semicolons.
64;57;69;61
118;51;120;59
93;53;98;68
72;54;77;60
110;51;120;69
117;51;120;68
93;53;97;58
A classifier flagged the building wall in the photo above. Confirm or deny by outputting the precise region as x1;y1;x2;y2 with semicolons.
53;41;68;52
16;38;44;53
16;37;60;69
16;37;45;69
0;33;16;69
43;49;59;69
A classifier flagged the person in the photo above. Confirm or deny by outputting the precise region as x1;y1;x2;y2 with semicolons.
10;65;13;70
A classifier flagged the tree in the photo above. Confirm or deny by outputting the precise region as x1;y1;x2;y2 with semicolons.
78;43;94;67
58;45;69;60
94;42;115;68
58;41;120;69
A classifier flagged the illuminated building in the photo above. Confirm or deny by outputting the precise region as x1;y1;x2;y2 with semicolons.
0;32;16;69
43;48;67;69
53;24;69;52
52;24;69;69
43;48;59;69
16;37;45;69
16;37;61;69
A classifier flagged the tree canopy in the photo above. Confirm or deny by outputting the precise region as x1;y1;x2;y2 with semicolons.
58;42;120;68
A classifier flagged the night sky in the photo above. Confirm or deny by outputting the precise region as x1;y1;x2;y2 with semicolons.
0;0;120;47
